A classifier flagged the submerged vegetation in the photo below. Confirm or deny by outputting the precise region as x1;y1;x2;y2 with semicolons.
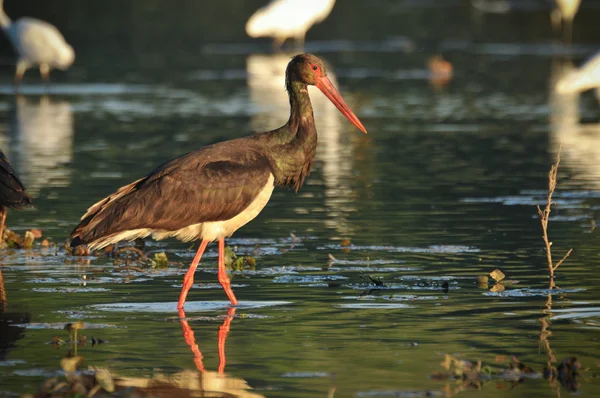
433;354;582;395
1;228;46;250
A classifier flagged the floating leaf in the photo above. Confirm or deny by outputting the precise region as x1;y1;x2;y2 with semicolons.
477;275;489;284
5;230;22;248
245;256;257;270
233;256;246;271
73;245;90;256
489;269;505;282
22;231;35;249
224;245;236;268
490;284;505;293
151;252;169;269
41;239;50;247
340;239;351;247
30;229;43;239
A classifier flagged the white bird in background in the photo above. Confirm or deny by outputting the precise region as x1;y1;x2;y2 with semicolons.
0;0;75;83
246;0;336;50
551;0;581;40
555;52;600;101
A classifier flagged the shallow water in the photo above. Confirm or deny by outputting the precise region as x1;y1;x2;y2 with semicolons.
1;0;600;397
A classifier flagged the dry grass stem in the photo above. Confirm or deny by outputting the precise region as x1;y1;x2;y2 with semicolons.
536;148;572;279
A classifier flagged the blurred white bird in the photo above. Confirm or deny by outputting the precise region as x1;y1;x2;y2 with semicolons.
555;52;600;99
0;0;75;83
246;0;336;50
551;0;581;40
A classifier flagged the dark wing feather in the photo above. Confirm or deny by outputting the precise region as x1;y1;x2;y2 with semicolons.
70;147;273;247
0;150;32;209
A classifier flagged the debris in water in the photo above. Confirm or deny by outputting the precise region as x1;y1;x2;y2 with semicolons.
60;355;84;374
72;245;90;256
428;54;453;89
489;269;505;282
2;228;40;249
22;230;35;249
490;284;505;293
151;252;169;269
433;354;584;394
545;357;581;392
362;273;385;287
224;245;257;272
64;321;85;343
340;239;351;247
442;281;449;293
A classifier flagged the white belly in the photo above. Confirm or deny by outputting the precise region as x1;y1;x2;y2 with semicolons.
157;174;275;242
93;174;276;248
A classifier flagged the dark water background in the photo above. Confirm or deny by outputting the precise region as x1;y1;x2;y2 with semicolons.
1;0;600;396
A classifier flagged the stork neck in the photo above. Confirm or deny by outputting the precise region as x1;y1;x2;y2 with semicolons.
265;77;318;191
286;80;315;134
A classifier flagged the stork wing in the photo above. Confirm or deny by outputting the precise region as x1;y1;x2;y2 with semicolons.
70;152;274;247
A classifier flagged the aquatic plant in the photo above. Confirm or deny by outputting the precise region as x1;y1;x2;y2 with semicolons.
537;148;572;279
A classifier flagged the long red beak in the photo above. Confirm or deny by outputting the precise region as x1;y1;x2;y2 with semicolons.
315;75;367;134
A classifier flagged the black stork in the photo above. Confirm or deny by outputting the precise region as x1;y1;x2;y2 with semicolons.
70;53;367;309
0;149;32;241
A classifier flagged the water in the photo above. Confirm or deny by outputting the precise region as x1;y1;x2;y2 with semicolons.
1;0;600;396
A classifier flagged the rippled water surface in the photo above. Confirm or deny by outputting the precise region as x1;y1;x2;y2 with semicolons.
1;0;600;397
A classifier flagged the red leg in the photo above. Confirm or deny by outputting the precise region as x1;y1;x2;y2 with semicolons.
178;240;209;309
0;206;6;243
178;308;206;373
218;238;238;305
217;307;236;374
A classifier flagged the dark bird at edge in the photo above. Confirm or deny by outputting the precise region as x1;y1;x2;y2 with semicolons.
0;149;32;241
70;53;367;309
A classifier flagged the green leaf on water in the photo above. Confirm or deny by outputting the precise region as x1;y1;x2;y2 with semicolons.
151;252;169;269
225;246;257;271
233;256;246;271
224;245;236;268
